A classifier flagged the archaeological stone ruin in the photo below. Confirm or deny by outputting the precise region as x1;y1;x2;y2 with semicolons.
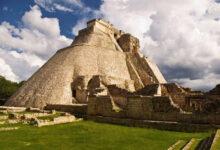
4;19;220;130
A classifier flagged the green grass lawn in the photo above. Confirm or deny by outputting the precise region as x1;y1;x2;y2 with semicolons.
0;121;211;150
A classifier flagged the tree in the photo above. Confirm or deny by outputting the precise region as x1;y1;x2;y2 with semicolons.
0;76;24;104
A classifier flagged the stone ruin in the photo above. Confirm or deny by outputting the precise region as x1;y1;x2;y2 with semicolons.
0;106;79;128
5;18;166;108
4;19;220;129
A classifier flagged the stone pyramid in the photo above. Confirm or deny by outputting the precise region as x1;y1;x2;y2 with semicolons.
5;19;166;108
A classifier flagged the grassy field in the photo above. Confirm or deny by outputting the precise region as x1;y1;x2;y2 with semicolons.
0;121;211;150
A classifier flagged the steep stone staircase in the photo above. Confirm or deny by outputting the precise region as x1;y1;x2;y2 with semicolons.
168;139;202;150
167;131;218;150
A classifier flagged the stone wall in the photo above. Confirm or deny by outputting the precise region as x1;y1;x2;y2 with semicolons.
125;96;179;121
87;116;218;132
87;96;125;118
87;95;180;121
44;104;87;117
87;94;220;125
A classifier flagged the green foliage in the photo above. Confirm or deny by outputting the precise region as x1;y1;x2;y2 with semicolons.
0;121;211;150
0;76;23;100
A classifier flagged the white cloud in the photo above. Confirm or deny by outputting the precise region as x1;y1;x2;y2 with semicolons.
65;0;83;8
0;5;72;82
0;48;44;82
54;4;74;12
0;57;18;82
99;0;220;90
72;18;87;35
22;5;60;37
34;0;83;13
172;74;220;91
34;0;98;16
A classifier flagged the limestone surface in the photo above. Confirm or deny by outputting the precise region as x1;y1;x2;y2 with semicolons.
5;19;166;109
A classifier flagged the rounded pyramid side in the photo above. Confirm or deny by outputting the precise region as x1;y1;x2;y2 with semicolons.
5;19;133;109
5;46;75;108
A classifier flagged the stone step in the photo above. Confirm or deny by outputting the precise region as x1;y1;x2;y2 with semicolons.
0;127;19;131
0;106;26;113
210;129;220;150
33;115;79;127
168;140;187;150
182;138;201;150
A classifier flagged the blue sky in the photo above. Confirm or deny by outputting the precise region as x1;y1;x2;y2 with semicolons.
0;0;220;91
0;0;102;38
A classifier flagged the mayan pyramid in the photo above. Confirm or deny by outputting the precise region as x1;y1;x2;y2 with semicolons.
5;19;166;109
